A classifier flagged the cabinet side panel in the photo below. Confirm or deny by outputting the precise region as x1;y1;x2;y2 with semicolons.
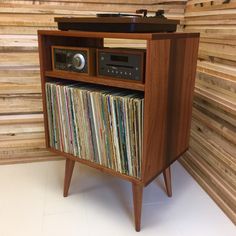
143;37;199;184
142;39;171;183
166;37;199;164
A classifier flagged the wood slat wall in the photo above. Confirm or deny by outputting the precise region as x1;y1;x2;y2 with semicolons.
180;0;236;224
0;0;185;164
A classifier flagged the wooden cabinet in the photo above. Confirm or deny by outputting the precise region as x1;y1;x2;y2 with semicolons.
38;30;199;231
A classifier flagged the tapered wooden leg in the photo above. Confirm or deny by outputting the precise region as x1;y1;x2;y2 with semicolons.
163;166;172;197
63;158;75;197
132;183;143;232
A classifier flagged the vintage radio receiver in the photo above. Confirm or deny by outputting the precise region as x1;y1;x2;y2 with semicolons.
97;48;145;82
52;46;96;75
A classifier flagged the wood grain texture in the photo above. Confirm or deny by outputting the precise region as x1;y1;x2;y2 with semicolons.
163;166;172;197
181;0;236;225
142;39;170;183
142;35;199;184
63;158;75;197
132;183;143;232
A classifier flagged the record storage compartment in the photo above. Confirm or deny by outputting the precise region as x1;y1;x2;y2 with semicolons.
38;30;199;231
45;81;144;179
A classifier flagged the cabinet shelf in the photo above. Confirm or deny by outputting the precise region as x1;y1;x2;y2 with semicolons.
45;70;145;91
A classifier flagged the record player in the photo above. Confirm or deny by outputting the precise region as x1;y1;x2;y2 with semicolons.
55;10;179;33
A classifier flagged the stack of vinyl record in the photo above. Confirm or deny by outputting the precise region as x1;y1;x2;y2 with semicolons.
45;81;144;179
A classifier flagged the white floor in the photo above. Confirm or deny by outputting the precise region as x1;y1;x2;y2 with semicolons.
0;161;234;236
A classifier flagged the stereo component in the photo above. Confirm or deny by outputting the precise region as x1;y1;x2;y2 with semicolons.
97;48;145;82
52;46;96;75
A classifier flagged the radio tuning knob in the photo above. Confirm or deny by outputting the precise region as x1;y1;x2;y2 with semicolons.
72;53;85;70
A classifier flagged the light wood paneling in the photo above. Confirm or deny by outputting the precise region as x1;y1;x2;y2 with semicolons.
181;0;236;224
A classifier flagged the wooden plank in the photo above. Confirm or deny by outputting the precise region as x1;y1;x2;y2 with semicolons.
185;19;236;25
195;83;236;110
184;147;236;209
191;120;236;166
0;0;187;4
0;123;44;135
0;35;38;52
200;33;236;40
186;1;236;12
0;132;45;143
0;83;41;94
0;138;45;149
185;14;236;20
192;107;236;145
186;0;235;5
191;114;236;162
0;75;39;86
182;149;236;202
197;60;236;81
0;26;56;35
0;148;60;164
180;154;236;225
0;3;185;14
0;68;41;94
0;94;42;114
210;57;236;68
0;52;39;67
199;42;236;62
0;68;39;78
200;37;236;47
0;114;43;124
193;95;236;127
196;71;236;95
0;155;59;165
184;26;236;34
185;9;236;17
194;88;236;116
0;14;58;27
189;132;236;188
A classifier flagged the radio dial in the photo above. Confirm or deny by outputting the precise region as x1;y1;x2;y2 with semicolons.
72;53;85;70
